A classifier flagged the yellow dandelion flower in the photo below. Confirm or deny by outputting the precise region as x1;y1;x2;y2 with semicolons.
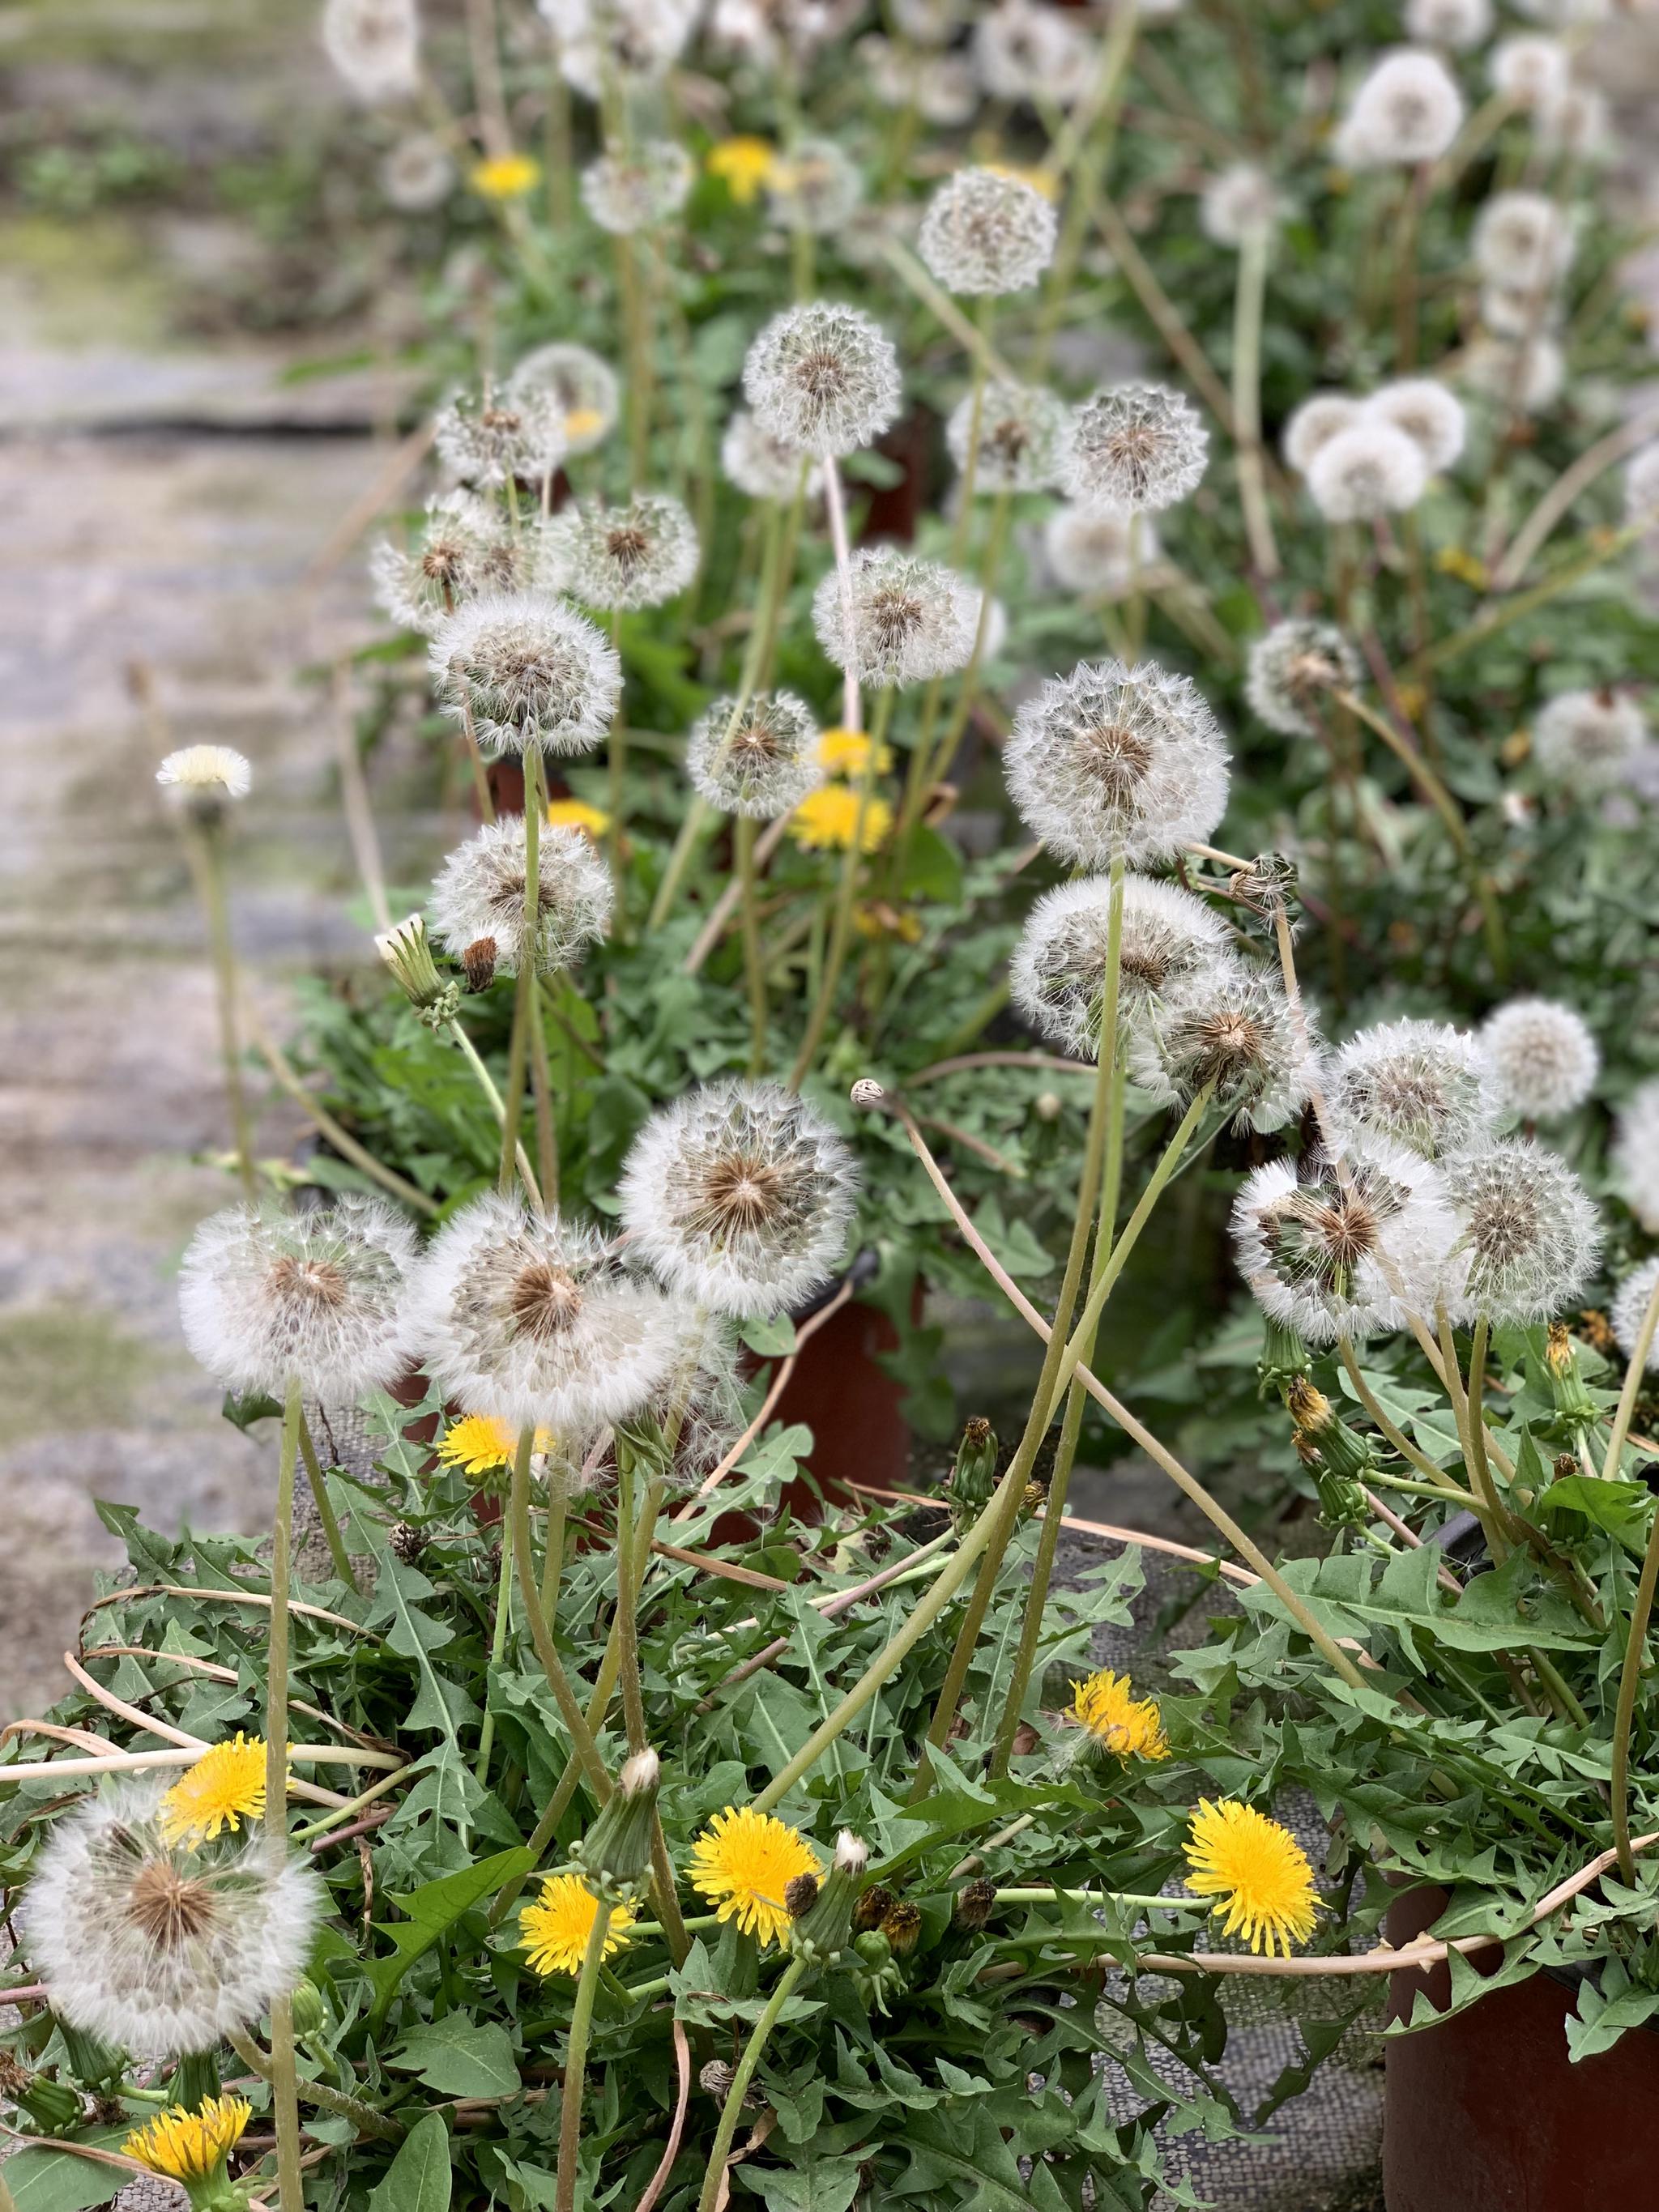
159;1734;269;1846
519;1873;635;1977
688;1806;821;1948
791;786;894;856
564;407;606;445
1069;1669;1170;1761
817;727;894;779
545;798;612;839
1183;1799;1320;1958
1435;545;1489;590
124;2095;251;2184
852;901;923;945
437;1413;554;1477
707;137;776;204
471;153;542;202
984;160;1060;202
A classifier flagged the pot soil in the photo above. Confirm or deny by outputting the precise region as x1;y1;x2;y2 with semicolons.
1383;1882;1659;2210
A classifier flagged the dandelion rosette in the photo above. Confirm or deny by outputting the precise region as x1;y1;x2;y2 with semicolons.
1334;49;1464;168
1043;502;1158;599
812;549;979;689
1442;1138;1601;1325
720;409;819;502
1131;964;1314;1133
1324;1017;1499;1161
371;491;524;637
1060;383;1209;514
946;378;1065;493
518;1873;636;1977
178;1194;416;1401
429;817;613;978
1532;688;1648;790
1244;620;1363;737
429;591;621;758
742;301;902;458
1307;420;1427;521
1282;392;1363;474
322;0;420;102
540;492;699;612
580;139;693;234
160;1737;270;1848
687;690;823;820
1612;1256;1659;1373
1364;378;1466;474
618;1079;858;1315
1069;1669;1169;1761
1612;1078;1659;1233
1004;656;1230;867
689;1807;822;1947
1199;163;1283;247
1010;873;1233;1059
972;0;1090;107
434;388;568;491
1480;997;1599;1122
917;165;1057;296
1183;1799;1320;1958
766;138;864;235
506;342;620;454
407;1193;680;1432
23;1774;324;2059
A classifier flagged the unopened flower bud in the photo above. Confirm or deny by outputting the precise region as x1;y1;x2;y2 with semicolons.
787;1831;868;1968
954;1877;996;1931
571;1747;660;1903
288;1975;326;2039
1544;1321;1597;1431
853;1881;895;1933
1034;1090;1063;1123
1257;1316;1311;1400
854;1929;892;1970
850;1077;887;1110
377;914;462;1026
461;936;498;993
947;1417;999;1529
1286;1373;1371;1524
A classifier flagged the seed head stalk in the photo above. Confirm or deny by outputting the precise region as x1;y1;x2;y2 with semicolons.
509;1426;610;1801
555;1899;613;2212
1232;218;1280;580
787;683;895;1091
1603;1264;1659;1485
181;820;258;1200
266;1375;304;2212
736;816;769;1074
693;1957;808;2212
1609;1281;1659;1881
474;1512;514;1788
499;745;545;1197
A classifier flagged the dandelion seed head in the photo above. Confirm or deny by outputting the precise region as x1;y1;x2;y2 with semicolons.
1612;1256;1659;1373
860;35;979;123
1461;331;1564;413
23;1775;325;2059
429;591;621;757
1130;963;1314;1132
812;549;979;689
1443;1138;1601;1325
1004;656;1230;867
719;409;819;503
1282;393;1364;475
687;691;823;820
371;491;525;637
892;0;965;42
434;387;568;492
1184;1799;1320;1958
1365;378;1467;473
1042;502;1157;599
429;816;612;978
1480;998;1599;1122
1405;0;1493;49
1473;190;1575;292
743;301;902;458
540;492;699;612
179;1196;416;1401
1532;688;1648;789
1335;49;1465;168
541;0;697;98
1010;873;1233;1058
1536;83;1612;160
1244;620;1363;738
156;746;252;823
1613;1080;1659;1234
972;0;1091;106
632;1302;750;1484
580;139;693;234
1060;383;1209;514
918;165;1058;296
1491;34;1571;112
380;133;454;211
322;0;420;101
507;343;621;454
1307;420;1428;521
1325;1018;1499;1161
946;378;1065;493
1199;163;1283;247
766;138;864;235
619;1080;859;1316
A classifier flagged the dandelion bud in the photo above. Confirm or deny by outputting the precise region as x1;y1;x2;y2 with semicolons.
1531;688;1648;792
812;549;979;690
429;592;621;759
1257;1315;1311;1398
1334;49;1464;168
742;301;902;458
1544;1320;1600;1429
580;139;692;235
539;492;699;612
947;1416;999;1525
850;1077;888;1111
784;1872;821;1918
1034;1090;1062;1122
687;691;822;820
1480;999;1598;1123
156;746;253;829
0;2055;83;2137
376;914;455;1021
918;165;1057;296
953;1877;997;1931
1612;1258;1659;1375
572;1749;662;1903
880;1899;922;1958
854;1929;892;1968
1060;383;1208;514
853;1882;897;1933
1443;1139;1601;1327
288;1975;327;2039
1307;422;1427;522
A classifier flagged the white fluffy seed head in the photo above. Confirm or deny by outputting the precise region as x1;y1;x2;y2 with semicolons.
686;691;824;820
742;302;902;458
812;549;979;689
1335;49;1465;167
179;1195;416;1401
1473;190;1574;291
1365;379;1467;473
1490;34;1571;111
156;745;253;822
917;166;1058;296
1536;84;1612;160
1009;873;1233;1058
1043;502;1158;599
506;343;620;454
1461;330;1565;412
1405;0;1493;49
625;1301;751;1485
429;592;621;758
580;139;693;234
539;493;699;612
972;0;1091;104
720;410;818;502
1441;1138;1601;1325
1325;1017;1500;1161
1199;164;1283;247
618;1080;859;1316
947;379;1065;493
1060;383;1209;514
429;816;612;978
1614;1081;1659;1234
1307;421;1428;521
1231;1141;1458;1345
861;36;979;123
408;1194;680;1430
1004;657;1231;867
542;0;697;100
434;387;568;491
381;133;455;211
1480;998;1599;1122
1130;963;1315;1133
1532;688;1648;789
767;138;864;236
1244;620;1363;737
23;1775;326;2060
322;0;420;101
1611;1256;1659;1373
371;491;526;637
1282;393;1364;474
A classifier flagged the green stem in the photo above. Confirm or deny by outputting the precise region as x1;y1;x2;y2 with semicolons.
527;970;561;1211
1437;1306;1510;1562
736;816;768;1075
450;1017;541;1205
694;1958;808;2212
1031;0;1140;374
499;749;544;1195
267;1378;304;2212
607;607;629;913
510;1426;610;1801
1602;1265;1659;1482
295;1413;359;1592
227;2029;403;2146
475;1514;514;1788
539;1451;570;1622
787;686;897;1090
554;1902;612;2212
190;821;257;1198
1231;219;1279;580
1337;1340;1467;1496
1611;1494;1659;1885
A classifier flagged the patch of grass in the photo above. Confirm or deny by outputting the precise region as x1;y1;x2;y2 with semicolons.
0;1303;151;1438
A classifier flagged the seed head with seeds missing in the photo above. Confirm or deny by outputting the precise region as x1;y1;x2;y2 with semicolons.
1130;964;1315;1133
579;139;693;234
1611;1078;1659;1234
429;817;613;978
1612;1257;1659;1374
1043;502;1158;599
1441;1138;1601;1326
429;591;621;758
767;138;864;235
23;1775;323;2060
1334;49;1464;168
1531;688;1648;790
947;378;1065;494
539;493;699;612
1282;392;1363;474
1364;379;1466;475
1060;384;1209;514
506;342;621;454
1324;1018;1499;1161
917;165;1057;296
179;1195;416;1402
371;491;526;637
1004;656;1230;868
1307;420;1427;521
742;301;902;458
812;548;979;690
687;691;823;819
1480;998;1599;1123
1244;620;1363;738
619;1080;859;1316
322;0;420;102
1009;873;1233;1059
407;1193;680;1432
434;387;569;492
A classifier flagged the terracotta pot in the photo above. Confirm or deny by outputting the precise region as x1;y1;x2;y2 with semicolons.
481;755;576;821
1383;1883;1659;2209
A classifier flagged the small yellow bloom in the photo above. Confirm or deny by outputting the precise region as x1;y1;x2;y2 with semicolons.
791;785;894;855
1435;545;1489;590
1499;727;1532;768
853;901;923;945
471;153;542;202
983;160;1060;202
707;137;777;204
160;1734;269;1847
546;798;612;839
818;727;894;779
1070;1669;1170;1761
520;1873;635;1977
124;2095;251;2184
1183;1798;1320;1958
564;407;606;445
437;1413;552;1477
689;1806;821;1948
